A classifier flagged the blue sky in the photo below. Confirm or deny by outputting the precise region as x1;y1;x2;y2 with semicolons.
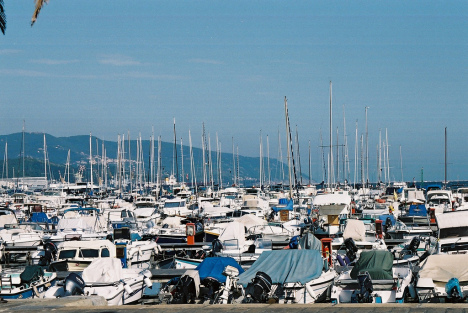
0;1;467;182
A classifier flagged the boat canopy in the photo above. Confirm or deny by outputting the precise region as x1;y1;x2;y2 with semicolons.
350;250;394;280
195;257;244;283
408;204;427;217
436;211;468;230
237;250;324;287
419;254;468;283
272;199;293;212
218;221;246;248
237;214;267;228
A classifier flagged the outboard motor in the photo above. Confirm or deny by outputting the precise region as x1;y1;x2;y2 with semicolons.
245;271;273;303
383;216;393;234
344;238;358;263
193;249;206;259
39;242;57;266
201;277;221;300
63;273;85;296
351;271;373;303
407;237;421;255
446;277;464;302
211;238;223;254
172;272;198;304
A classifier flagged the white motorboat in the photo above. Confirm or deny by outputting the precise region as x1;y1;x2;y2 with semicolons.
330;250;413;303
237;249;335;303
312;191;351;238
434;210;468;254
44;258;152;305
0;265;57;299
49;239;117;271
416;253;468;303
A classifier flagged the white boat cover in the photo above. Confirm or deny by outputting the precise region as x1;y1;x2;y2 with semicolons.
134;207;155;218
313;193;351;206
0;214;17;228
237;250;324;287
342;219;366;241
82;258;123;283
419;254;468;283
161;216;183;228
436;211;468;230
57;217;95;231
57;239;116;251
218;221;245;248
237;214;267;228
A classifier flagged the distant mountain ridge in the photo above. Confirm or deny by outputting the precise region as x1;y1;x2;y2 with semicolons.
0;132;308;186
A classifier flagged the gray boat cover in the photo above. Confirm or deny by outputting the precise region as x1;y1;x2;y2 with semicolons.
419;254;468;283
299;232;322;250
237;250;324;287
350;250;394;280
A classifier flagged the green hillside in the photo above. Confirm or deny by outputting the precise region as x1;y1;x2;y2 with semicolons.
0;133;309;186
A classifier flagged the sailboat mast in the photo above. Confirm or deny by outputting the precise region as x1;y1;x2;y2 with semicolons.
400;145;403;182
232;137;236;186
259;131;263;187
354;121;358;188
329;82;334;187
173;118;179;182
386;128;390;183
180;137;184;185
445;127;447;186
365;106;369;186
236;145;240;187
22;120;25;180
308;140;311;185
44;133;47;189
267;134;270;186
284;97;293;198
208;133;214;190
5;142;8;180
89;132;93;189
66;149;70;185
296;127;302;185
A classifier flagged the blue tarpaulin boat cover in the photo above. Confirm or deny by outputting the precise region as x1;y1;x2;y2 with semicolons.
195;257;244;283
408;204;427;217
272;199;293;212
29;212;51;224
237;250;324;287
378;214;396;226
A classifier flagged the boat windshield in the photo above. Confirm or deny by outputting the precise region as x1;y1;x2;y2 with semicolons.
428;198;450;205
440;227;468;239
164;201;184;208
80;249;99;258
58;249;76;259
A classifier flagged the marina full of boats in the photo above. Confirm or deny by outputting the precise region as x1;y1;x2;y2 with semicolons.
3;180;468;305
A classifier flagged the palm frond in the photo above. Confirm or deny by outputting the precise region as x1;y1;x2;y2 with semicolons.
0;0;6;35
31;0;49;27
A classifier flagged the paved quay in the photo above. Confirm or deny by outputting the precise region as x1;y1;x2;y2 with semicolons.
2;297;468;313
